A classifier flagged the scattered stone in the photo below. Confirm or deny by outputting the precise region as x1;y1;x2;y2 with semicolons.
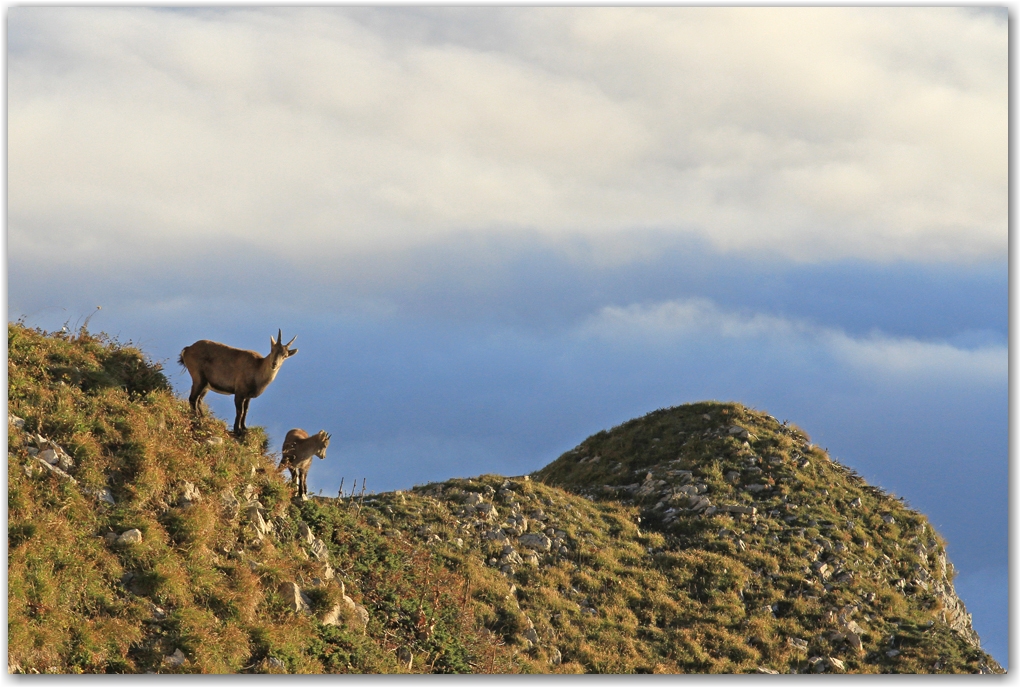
163;648;186;668
718;504;757;516
320;591;369;627
343;595;369;630
522;616;540;645
206;437;223;446
755;667;779;674
178;482;201;509
117;529;143;545
886;649;900;658
247;502;272;537
519;534;552;552
309;538;330;562
484;529;511;544
97;488;116;505
32;457;77;483
882;514;896;525
220;489;240;514
464;492;484;506
850;497;862;508
688;495;713;512
38;444;74;471
266;657;286;671
298;521;315;545
727;425;750;439
843;617;864;635
549;647;562;666
280;582;311;613
475;503;499;522
9;414;25;430
788;637;809;652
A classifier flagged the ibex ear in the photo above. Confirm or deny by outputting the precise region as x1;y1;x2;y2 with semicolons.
287;347;298;357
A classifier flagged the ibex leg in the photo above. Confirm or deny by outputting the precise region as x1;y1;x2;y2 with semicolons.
233;396;246;435
188;379;208;416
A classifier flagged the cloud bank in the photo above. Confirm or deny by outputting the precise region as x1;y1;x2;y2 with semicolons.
9;7;1006;267
583;298;1006;383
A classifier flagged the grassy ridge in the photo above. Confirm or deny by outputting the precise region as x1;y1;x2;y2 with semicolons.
6;324;1001;673
7;324;515;673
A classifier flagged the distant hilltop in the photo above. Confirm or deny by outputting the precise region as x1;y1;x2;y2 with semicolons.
7;323;1001;673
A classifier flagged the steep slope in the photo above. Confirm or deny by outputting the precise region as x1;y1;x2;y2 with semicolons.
7;324;517;674
7;324;1001;673
531;402;997;672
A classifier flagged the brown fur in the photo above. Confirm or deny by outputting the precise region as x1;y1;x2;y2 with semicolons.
179;329;297;435
277;428;331;500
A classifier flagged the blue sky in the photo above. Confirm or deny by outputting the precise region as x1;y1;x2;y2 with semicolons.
7;7;1008;667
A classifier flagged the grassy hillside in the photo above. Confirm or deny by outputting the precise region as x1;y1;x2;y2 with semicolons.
6;324;1002;673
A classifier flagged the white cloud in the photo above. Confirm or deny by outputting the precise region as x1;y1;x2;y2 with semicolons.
582;298;1006;383
582;298;805;340
822;330;1006;381
8;7;1006;266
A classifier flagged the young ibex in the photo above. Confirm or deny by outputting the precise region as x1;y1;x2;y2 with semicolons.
277;428;331;500
179;330;298;436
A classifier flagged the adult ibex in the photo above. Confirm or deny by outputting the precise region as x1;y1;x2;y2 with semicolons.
277;429;331;500
179;330;298;436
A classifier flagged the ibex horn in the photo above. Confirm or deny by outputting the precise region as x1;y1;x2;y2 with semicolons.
286;334;297;347
277;328;282;345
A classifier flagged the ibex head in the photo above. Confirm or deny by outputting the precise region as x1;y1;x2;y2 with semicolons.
269;329;299;369
316;430;331;459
